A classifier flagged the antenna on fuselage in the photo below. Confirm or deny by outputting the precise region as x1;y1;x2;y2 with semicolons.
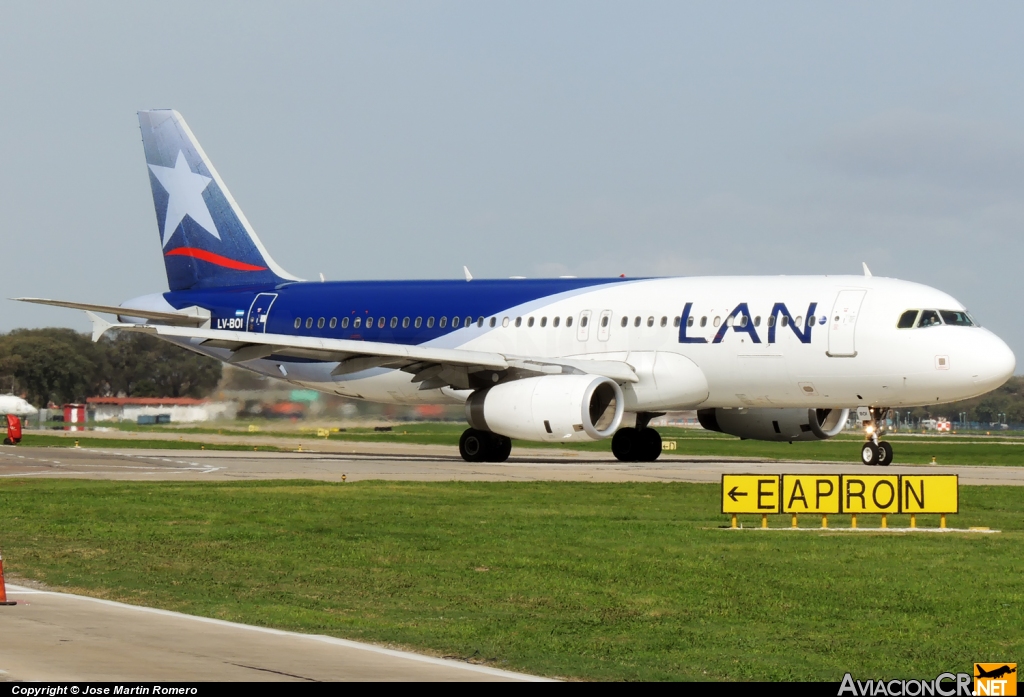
463;266;473;282
862;262;872;277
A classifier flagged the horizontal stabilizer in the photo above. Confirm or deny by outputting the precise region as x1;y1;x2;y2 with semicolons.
13;298;209;327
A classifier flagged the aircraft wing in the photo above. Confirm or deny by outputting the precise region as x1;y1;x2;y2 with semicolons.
14;297;209;327
83;312;638;390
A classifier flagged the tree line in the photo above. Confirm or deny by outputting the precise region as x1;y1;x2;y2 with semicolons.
0;328;222;406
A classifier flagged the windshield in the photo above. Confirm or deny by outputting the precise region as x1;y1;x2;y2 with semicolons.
939;310;974;326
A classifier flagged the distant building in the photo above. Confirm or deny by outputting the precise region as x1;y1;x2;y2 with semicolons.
87;397;237;424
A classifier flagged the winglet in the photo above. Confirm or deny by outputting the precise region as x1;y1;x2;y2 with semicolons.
862;262;872;277
85;311;115;342
463;266;473;282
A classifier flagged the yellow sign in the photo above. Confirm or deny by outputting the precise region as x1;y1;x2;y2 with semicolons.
840;475;900;513
721;475;780;514
903;475;959;514
781;475;840;514
975;663;1017;696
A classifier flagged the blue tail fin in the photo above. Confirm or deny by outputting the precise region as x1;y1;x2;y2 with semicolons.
138;110;301;291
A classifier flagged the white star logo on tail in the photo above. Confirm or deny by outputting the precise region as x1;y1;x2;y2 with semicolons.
148;151;220;247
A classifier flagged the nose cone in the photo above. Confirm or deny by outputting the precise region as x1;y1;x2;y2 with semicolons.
974;330;1016;393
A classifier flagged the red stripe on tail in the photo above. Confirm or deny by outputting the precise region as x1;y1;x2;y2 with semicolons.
165;247;267;272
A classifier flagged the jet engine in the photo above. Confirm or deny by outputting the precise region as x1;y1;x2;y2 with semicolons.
697;407;850;442
466;374;624;442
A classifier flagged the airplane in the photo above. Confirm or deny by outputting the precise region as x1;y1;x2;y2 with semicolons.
976;665;1016;680
15;110;1016;465
0;395;38;418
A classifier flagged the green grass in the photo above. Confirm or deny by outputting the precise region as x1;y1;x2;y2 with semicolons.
1;479;1020;681
18;434;284;452
23;424;1024;466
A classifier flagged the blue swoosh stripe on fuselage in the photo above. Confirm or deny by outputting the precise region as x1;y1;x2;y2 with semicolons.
164;277;639;348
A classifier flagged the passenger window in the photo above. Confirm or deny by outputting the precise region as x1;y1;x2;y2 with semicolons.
686;316;694;328
647;316;654;327
553;316;560;327
601;316;609;327
515;317;522;327
488;317;495;327
427;317;435;328
376;317;384;329
700;316;707;328
439;317;447;328
781;316;789;327
808;316;816;327
317;317;325;329
527;317;534;327
581;315;589;327
402;317;410;328
754;316;761;327
897;310;918;328
366;317;373;328
918;310;942;327
634;316;641;327
939;310;973;326
660;316;667;327
621;316;628;328
305;317;313;329
713;316;721;327
673;316;680;328
415;317;422;328
390;317;398;328
330;317;337;329
466;316;473;327
452;316;460;328
795;316;803;327
541;317;547;327
293;318;301;329
342;317;350;329
566;316;573;327
502;317;509;327
353;317;361;329
767;316;775;327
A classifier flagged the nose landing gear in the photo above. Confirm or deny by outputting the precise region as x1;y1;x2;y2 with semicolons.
860;408;894;466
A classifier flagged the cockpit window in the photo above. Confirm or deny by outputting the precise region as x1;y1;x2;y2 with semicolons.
897;310;918;329
939;310;974;327
917;310;942;327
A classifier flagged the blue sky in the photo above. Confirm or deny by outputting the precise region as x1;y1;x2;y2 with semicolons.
2;2;1023;364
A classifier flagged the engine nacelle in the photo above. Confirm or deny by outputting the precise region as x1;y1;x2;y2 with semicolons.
697;407;850;442
466;375;624;442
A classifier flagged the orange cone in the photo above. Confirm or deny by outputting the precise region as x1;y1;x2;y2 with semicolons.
0;553;17;605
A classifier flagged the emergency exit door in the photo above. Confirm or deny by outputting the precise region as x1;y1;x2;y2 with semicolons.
827;290;866;357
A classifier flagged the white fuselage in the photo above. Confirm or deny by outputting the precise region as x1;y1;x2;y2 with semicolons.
202;275;1013;412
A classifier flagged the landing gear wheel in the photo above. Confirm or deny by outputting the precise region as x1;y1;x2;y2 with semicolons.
2;438;10;446
877;441;893;467
459;428;490;462
638;429;662;462
861;442;880;467
612;427;639;462
486;434;512;463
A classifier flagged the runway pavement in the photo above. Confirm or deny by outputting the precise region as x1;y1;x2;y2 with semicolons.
2;443;1024;484
0;584;545;682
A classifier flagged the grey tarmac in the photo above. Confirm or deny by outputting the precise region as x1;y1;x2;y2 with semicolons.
1;444;1023;485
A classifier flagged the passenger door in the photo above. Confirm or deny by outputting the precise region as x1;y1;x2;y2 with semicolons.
827;290;866;357
247;293;278;333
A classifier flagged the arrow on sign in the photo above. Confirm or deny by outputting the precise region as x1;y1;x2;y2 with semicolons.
728;486;748;502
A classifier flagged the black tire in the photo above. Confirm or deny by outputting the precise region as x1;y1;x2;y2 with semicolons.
459;428;490;462
638;428;662;462
2;438;10;446
612;427;638;461
877;441;893;466
860;442;880;467
486;434;512;463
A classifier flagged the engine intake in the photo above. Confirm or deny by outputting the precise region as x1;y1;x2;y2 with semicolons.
698;407;850;442
466;374;624;442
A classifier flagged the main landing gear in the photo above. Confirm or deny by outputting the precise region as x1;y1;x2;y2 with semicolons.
611;413;663;462
459;428;512;463
860;407;894;467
